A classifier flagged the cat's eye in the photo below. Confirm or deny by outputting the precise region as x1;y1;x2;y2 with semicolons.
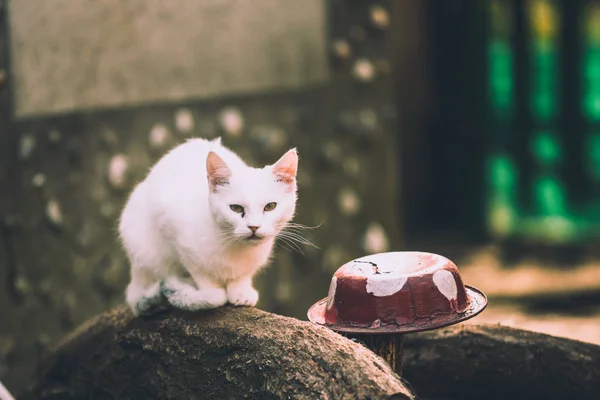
264;202;277;212
230;204;244;213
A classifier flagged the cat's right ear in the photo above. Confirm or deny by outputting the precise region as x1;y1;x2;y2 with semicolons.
206;151;231;192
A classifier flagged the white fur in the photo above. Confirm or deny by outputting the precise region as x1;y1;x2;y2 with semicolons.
119;137;298;315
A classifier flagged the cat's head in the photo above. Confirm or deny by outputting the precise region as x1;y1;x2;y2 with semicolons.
206;148;298;246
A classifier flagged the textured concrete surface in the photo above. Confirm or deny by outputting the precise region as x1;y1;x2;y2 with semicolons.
8;0;328;117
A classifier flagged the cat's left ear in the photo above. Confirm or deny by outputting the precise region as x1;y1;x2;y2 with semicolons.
273;148;298;185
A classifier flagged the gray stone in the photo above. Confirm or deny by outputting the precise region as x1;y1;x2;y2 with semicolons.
331;39;351;60
102;129;119;148
100;202;117;219
14;276;31;296
357;108;379;132
9;0;329;117
175;109;194;134
76;220;99;251
369;5;390;30
343;157;361;177
148;124;171;149
19;134;35;160
48;129;61;143
338;187;361;216
107;154;129;190
31;173;46;188
362;222;390;254
45;199;64;227
218;107;244;137
352;59;376;82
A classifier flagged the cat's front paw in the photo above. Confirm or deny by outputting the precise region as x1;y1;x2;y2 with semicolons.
161;277;227;310
227;285;259;307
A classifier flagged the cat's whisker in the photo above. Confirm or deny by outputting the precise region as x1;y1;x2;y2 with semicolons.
216;231;240;249
276;221;323;232
279;231;315;244
277;230;319;249
285;221;323;230
279;234;313;247
276;236;305;255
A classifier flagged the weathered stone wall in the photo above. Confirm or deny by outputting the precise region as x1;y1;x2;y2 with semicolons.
9;0;329;118
0;0;427;393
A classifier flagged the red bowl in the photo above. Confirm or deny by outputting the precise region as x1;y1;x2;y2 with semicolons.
308;251;487;334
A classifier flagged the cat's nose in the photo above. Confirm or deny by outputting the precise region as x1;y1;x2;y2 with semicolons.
248;225;260;233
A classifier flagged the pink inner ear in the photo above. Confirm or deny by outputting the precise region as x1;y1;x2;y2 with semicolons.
273;150;298;184
207;151;231;189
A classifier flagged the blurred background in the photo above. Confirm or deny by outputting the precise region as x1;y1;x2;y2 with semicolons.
1;0;600;394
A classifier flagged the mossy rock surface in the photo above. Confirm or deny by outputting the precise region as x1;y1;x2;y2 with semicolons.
21;305;413;400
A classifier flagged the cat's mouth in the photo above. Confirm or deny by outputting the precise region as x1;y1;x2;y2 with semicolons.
246;234;265;242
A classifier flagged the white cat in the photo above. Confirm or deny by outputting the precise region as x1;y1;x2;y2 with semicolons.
119;137;298;316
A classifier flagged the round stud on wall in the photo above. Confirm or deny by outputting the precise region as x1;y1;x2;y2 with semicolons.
76;221;93;251
102;128;119;148
343;157;361;177
352;59;376;83
19;133;35;160
48;129;61;144
32;173;46;188
218;107;244;137
107;154;129;190
15;276;32;297
149;124;171;149
357;108;380;134
331;39;352;61
100;202;117;219
362;222;390;254
175;108;195;134
369;5;390;30
338;187;361;216
46;198;64;228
